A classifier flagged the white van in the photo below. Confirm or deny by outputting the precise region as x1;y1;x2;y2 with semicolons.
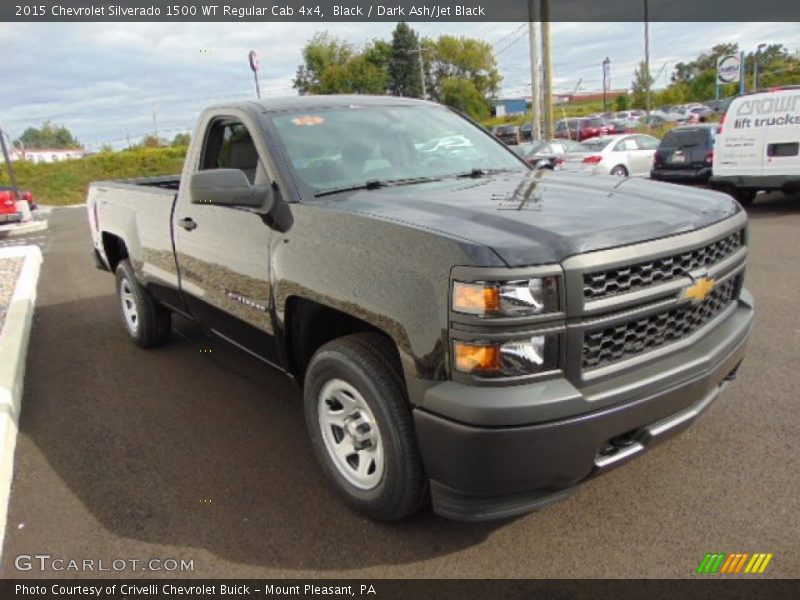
711;86;800;205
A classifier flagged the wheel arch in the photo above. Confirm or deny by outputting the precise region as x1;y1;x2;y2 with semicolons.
284;296;403;387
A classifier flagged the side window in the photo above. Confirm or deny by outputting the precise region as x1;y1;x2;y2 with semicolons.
636;135;660;150
615;138;638;151
200;120;260;184
767;142;799;157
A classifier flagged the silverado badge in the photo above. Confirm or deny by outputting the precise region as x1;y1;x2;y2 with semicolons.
683;277;716;303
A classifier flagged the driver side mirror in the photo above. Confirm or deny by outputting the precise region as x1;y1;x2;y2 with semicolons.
189;168;273;212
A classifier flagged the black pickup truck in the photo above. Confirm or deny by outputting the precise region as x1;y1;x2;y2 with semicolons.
88;95;754;521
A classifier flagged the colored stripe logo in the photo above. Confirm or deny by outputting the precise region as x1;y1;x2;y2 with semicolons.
697;552;773;574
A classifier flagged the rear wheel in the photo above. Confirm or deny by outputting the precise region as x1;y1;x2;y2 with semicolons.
610;165;628;177
733;189;756;206
303;333;427;521
115;259;171;348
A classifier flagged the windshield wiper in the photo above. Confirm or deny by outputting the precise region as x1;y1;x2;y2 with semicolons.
455;168;517;179
314;176;444;197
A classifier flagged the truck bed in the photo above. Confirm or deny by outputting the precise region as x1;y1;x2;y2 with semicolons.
93;175;181;193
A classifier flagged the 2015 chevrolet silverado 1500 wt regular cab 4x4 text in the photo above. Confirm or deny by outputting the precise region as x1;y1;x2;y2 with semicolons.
87;96;754;522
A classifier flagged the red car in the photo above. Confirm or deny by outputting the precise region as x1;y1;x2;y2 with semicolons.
0;190;21;224
0;186;36;210
554;117;614;142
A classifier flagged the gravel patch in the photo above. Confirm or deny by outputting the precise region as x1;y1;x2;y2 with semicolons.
0;258;24;333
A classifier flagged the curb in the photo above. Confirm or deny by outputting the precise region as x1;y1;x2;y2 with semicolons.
0;245;43;561
0;221;48;237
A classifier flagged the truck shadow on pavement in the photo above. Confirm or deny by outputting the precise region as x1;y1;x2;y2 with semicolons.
742;191;800;218
7;293;507;573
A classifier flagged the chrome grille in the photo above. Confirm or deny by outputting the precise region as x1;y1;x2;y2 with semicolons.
582;277;739;370
583;229;744;301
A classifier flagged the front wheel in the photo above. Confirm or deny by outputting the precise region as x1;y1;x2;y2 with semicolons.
303;333;427;521
115;260;171;348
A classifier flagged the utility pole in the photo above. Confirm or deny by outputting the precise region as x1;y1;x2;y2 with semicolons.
152;105;159;147
417;37;427;100
528;0;541;141
0;127;21;201
602;57;611;112
541;0;554;140
644;0;651;115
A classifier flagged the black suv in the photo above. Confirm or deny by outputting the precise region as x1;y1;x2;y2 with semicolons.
651;124;717;184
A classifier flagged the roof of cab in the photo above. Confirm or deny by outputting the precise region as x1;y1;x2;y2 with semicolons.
205;94;439;115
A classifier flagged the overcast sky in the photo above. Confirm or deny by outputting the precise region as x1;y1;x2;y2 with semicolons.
1;21;797;149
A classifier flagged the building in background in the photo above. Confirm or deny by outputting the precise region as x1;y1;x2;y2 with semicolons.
491;98;529;117
554;89;629;104
9;148;88;163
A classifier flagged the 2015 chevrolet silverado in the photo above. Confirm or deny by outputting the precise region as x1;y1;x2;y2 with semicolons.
88;96;754;521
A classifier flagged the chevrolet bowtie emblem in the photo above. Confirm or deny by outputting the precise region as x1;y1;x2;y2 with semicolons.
683;277;716;303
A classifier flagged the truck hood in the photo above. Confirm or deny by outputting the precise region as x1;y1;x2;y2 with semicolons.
318;171;740;266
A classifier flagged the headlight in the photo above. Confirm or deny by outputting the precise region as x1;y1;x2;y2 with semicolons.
452;277;560;317
454;334;558;377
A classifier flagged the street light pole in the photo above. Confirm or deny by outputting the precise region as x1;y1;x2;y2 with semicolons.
643;0;651;115
528;0;541;141
602;57;610;112
753;43;767;91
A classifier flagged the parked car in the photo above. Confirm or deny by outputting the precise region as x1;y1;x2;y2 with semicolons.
494;124;521;145
0;188;23;224
614;111;641;122
704;99;732;114
554;117;613;141
88;94;753;522
0;186;36;210
690;106;713;120
711;86;800;205
641;114;668;127
651;124;717;184
514;139;584;168
671;107;699;124
519;122;533;142
561;134;661;177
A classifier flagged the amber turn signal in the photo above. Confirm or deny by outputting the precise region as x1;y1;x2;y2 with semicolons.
452;282;501;315
453;342;502;373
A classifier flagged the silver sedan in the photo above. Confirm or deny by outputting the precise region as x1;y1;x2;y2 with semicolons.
559;134;661;178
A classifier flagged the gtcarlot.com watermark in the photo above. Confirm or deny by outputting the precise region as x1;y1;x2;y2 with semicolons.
14;554;194;573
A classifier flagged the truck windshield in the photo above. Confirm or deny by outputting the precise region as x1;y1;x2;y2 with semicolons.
269;105;526;194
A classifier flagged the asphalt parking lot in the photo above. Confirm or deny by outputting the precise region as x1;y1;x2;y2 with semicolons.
1;196;798;579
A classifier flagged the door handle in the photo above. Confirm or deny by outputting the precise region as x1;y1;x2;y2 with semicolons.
178;217;197;231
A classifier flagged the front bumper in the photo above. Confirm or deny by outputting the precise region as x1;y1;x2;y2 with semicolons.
414;290;754;521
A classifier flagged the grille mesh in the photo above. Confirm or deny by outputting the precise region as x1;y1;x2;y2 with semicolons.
582;277;738;370
583;230;744;301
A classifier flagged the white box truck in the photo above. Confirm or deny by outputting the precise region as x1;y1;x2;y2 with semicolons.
711;86;800;205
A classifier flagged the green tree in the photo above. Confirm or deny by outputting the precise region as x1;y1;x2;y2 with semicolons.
614;94;630;111
748;44;800;89
293;33;388;95
389;22;423;98
426;35;501;118
139;135;168;148
654;83;688;107
15;121;80;149
293;32;354;94
439;78;490;120
631;61;655;109
171;133;191;147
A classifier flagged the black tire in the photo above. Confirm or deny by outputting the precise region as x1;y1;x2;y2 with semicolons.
303;333;428;521
610;165;628;177
734;189;756;206
115;259;171;348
